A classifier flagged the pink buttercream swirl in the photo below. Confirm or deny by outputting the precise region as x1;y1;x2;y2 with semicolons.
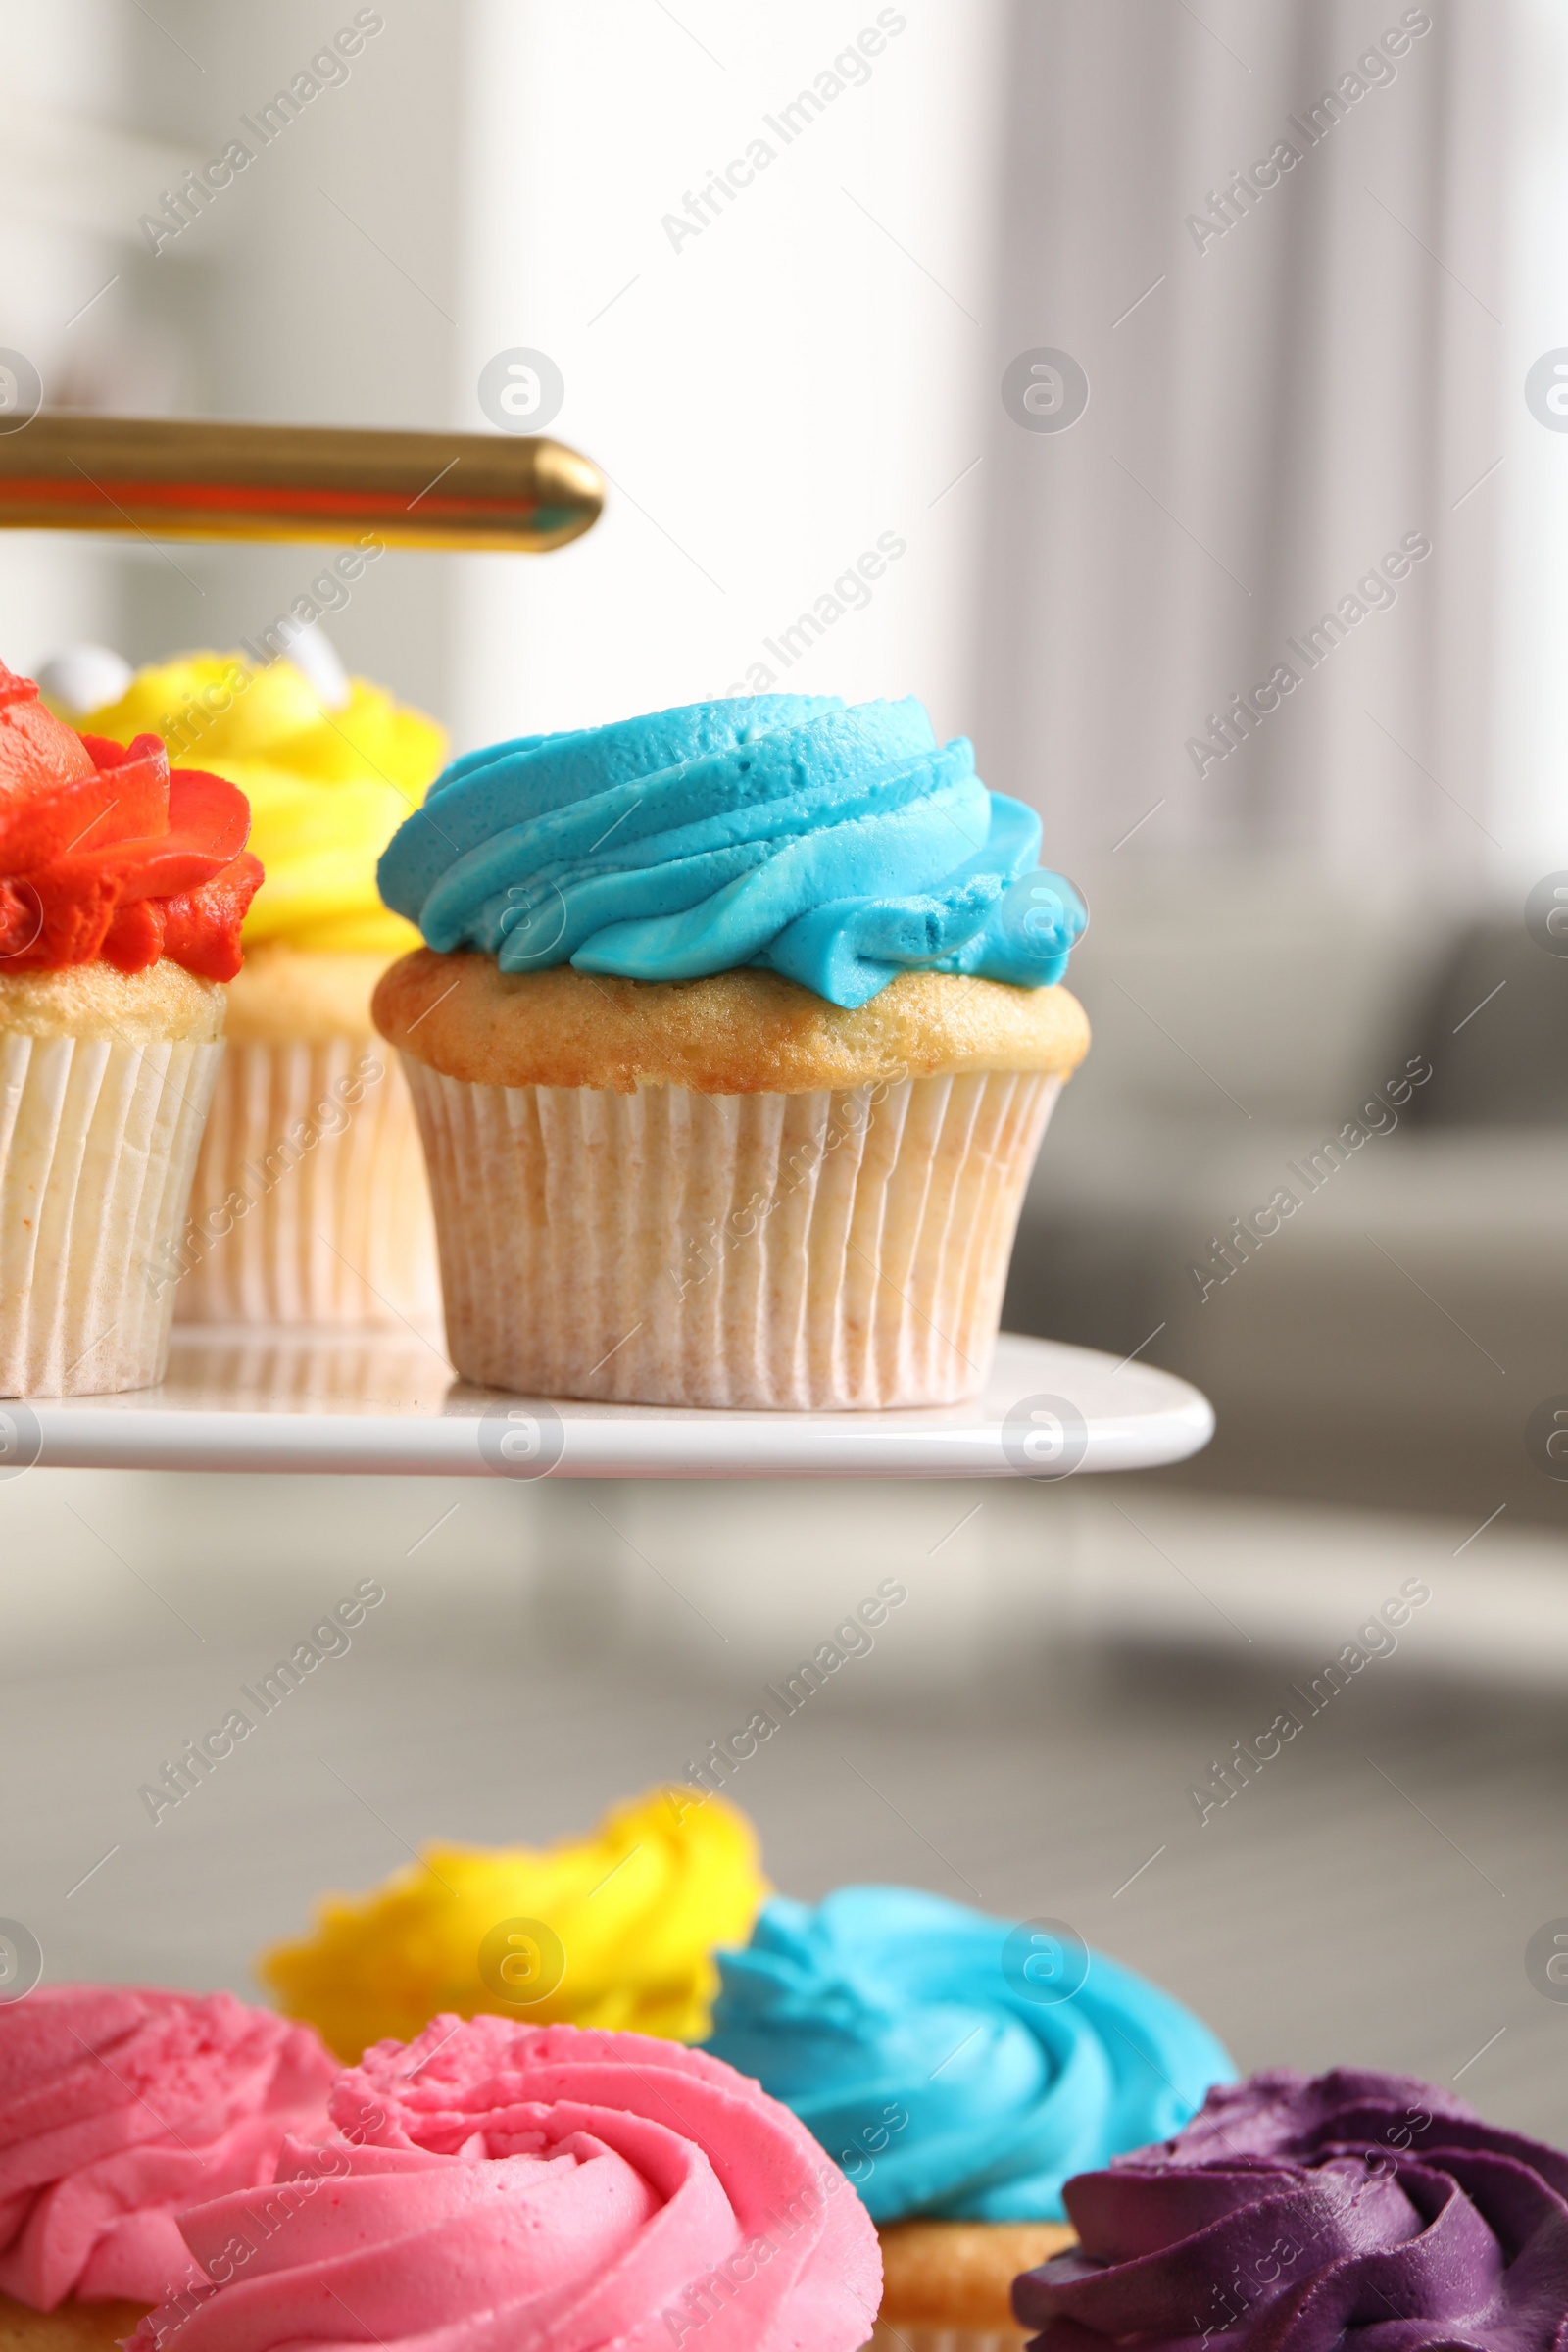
129;2014;882;2352
0;1984;336;2309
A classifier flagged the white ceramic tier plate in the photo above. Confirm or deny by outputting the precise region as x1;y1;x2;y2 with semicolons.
3;1329;1213;1480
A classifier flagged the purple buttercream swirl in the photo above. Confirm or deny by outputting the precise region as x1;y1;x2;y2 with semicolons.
1012;2068;1568;2351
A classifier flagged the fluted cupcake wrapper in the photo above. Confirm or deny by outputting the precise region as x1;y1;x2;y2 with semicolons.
401;1062;1059;1409
0;1034;220;1397
172;1039;438;1327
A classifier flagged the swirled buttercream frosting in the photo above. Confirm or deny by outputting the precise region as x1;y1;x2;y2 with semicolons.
0;1984;335;2309
376;695;1085;1008
128;2015;881;2352
78;655;444;954
0;662;261;978
260;1786;767;2060
1013;2067;1568;2351
702;1886;1235;2223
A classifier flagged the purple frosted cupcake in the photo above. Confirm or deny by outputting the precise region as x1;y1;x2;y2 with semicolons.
1013;2066;1568;2349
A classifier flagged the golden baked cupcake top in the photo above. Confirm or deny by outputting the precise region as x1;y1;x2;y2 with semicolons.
0;960;224;1042
220;943;387;1043
878;2220;1077;2328
375;952;1089;1095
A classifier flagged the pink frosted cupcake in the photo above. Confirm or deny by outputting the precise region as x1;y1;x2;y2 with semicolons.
128;2013;881;2352
0;1985;335;2348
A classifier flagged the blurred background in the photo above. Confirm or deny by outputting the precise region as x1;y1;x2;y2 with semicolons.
4;0;1568;2141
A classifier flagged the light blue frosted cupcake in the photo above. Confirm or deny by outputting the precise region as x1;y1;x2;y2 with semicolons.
705;1885;1235;2223
372;696;1090;1409
704;1886;1236;2349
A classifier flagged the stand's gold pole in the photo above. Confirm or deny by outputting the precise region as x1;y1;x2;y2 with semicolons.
0;414;603;552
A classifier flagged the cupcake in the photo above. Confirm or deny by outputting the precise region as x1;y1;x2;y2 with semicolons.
259;1786;767;2061
126;2013;881;2352
0;662;261;1396
0;1984;335;2350
703;1886;1236;2351
1013;2066;1568;2348
72;651;446;1328
373;694;1088;1408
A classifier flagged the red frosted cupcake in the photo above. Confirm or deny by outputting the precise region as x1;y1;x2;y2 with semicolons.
0;661;262;1396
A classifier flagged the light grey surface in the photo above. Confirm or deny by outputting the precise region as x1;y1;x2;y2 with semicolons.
3;1468;1565;2148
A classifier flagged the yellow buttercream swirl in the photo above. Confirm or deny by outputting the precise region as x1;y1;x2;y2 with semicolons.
258;1788;768;2063
77;654;446;953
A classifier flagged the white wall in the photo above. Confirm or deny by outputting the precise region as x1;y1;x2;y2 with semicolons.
0;0;464;714
2;0;1011;771
111;0;464;719
1493;0;1568;880
450;0;1010;757
0;0;1540;891
0;0;161;670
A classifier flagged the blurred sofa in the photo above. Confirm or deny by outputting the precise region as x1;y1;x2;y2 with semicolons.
1003;860;1568;1525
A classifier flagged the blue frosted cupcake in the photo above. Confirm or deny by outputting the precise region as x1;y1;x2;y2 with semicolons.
704;1886;1235;2349
371;695;1088;1409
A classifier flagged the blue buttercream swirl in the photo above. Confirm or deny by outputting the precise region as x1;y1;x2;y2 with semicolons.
702;1886;1236;2225
376;695;1085;1008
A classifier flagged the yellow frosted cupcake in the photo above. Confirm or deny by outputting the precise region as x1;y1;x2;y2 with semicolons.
258;1786;767;2062
72;652;446;1328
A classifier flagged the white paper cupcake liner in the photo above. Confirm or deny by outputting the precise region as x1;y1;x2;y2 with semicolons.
401;1062;1060;1408
0;1033;220;1396
172;1039;438;1327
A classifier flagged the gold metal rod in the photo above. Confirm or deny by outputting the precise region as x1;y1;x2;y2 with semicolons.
0;413;603;552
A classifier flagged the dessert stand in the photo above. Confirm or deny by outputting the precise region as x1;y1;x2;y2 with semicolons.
5;1328;1212;1480
0;415;1214;1483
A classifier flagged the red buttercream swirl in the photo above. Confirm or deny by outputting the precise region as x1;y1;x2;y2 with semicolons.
0;1984;336;2310
128;2015;882;2352
0;662;261;979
